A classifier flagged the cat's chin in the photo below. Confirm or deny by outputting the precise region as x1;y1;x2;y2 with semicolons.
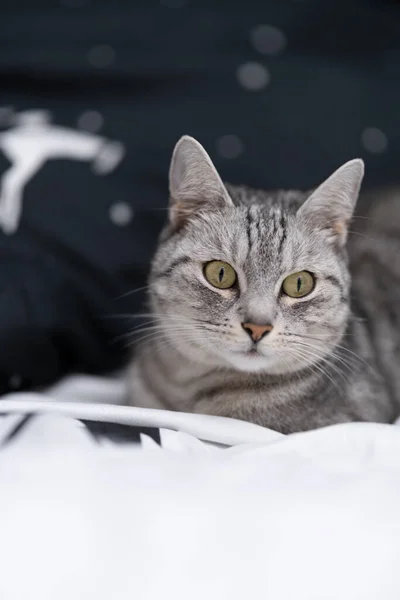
223;351;282;374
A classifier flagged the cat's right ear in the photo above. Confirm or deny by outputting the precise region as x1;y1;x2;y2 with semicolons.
168;135;233;229
297;158;364;246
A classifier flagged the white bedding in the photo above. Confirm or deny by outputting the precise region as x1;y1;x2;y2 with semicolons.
1;375;400;599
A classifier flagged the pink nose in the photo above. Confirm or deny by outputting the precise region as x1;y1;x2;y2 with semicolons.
241;322;273;343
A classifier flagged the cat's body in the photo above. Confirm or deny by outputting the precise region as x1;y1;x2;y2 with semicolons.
130;136;400;433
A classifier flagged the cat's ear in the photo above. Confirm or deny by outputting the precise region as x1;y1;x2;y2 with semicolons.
169;135;233;229
297;159;364;246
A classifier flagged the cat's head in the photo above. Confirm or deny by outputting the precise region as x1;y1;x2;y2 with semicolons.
149;136;364;374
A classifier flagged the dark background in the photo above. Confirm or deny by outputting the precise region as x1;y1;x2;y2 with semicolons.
0;0;399;392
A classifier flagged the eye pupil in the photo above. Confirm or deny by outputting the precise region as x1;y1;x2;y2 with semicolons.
204;261;237;289
282;271;315;298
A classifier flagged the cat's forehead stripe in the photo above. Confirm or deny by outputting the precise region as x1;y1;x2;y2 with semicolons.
244;205;287;266
246;207;253;252
278;214;287;254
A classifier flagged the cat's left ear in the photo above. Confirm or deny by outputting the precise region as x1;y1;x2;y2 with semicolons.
168;135;233;229
297;159;364;246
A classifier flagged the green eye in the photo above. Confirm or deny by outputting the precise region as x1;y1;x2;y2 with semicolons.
204;261;237;289
282;271;315;298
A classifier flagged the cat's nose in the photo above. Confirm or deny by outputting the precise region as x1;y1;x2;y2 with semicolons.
241;322;273;342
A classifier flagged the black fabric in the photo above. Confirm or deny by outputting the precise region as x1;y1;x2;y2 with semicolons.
0;413;34;447
0;412;163;446
0;0;398;392
82;420;162;445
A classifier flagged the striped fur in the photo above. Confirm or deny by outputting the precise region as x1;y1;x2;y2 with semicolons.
130;137;398;433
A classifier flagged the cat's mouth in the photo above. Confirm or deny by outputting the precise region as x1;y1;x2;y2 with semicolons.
226;346;276;373
246;348;260;357
235;347;263;358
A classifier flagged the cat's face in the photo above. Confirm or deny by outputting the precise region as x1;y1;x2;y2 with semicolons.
149;136;364;375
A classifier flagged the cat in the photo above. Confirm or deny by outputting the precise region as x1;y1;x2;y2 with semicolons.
130;135;400;433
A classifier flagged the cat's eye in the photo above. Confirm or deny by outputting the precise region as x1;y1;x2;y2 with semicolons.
204;261;237;289
282;271;315;298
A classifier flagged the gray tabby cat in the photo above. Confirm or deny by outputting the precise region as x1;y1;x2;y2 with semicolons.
130;135;400;433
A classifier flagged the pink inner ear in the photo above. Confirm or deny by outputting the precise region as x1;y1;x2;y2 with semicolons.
170;201;187;229
332;220;347;237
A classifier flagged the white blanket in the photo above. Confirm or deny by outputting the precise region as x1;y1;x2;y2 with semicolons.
1;375;400;600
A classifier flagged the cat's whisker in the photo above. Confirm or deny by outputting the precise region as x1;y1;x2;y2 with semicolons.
130;325;206;339
113;315;211;338
287;349;328;386
128;327;216;348
348;229;378;242
327;350;360;370
113;319;211;345
128;312;204;322
351;315;368;323
295;344;362;379
287;332;360;353
331;343;370;365
128;322;189;334
286;332;371;371
100;314;143;321
318;355;355;382
297;349;348;390
351;215;373;222
288;342;352;386
128;321;219;337
118;285;151;299
113;322;173;343
293;341;357;374
286;347;345;394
